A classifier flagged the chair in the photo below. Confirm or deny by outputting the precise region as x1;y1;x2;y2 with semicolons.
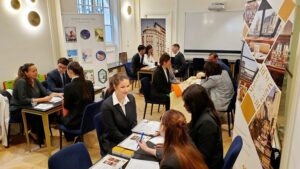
192;58;205;75
140;77;166;119
222;136;243;169
59;100;103;149
48;142;92;169
221;91;237;137
234;59;240;81
221;59;230;67
93;113;107;157
124;62;137;89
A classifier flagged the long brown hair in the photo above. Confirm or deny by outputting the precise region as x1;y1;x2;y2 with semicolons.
182;84;221;127
145;44;153;56
161;109;208;169
17;63;35;87
67;61;92;100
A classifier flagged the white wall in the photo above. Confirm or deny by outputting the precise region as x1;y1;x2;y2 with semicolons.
0;0;55;83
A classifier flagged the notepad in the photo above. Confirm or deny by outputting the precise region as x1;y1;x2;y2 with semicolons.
125;159;159;169
112;146;134;159
89;154;128;169
118;133;151;151
132;120;160;136
49;96;62;103
34;104;53;110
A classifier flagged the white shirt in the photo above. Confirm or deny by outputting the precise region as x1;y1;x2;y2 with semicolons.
162;67;169;82
112;92;130;116
143;54;155;67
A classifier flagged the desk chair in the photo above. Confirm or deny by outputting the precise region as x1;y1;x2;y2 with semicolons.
220;91;237;137
124;62;137;90
234;59;240;81
192;58;205;75
59;100;103;149
222;136;243;169
221;59;230;67
93;113;107;157
48;142;92;169
140;77;166;119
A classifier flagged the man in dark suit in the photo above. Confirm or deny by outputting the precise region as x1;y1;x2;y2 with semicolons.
131;45;146;77
46;58;71;92
151;53;172;110
171;43;187;77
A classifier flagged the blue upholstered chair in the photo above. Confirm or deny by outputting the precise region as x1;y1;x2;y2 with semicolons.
222;135;243;169
48;142;92;169
93;112;107;157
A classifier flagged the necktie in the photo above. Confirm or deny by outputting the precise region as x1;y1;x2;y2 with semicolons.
62;74;66;86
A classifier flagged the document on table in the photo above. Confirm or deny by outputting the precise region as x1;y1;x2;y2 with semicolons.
149;136;164;145
89;155;128;169
49;96;62;103
34;104;53;110
125;159;159;169
132;120;160;136
118;133;151;151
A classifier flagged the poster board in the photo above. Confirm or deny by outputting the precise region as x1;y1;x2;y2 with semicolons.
62;14;108;89
234;0;296;169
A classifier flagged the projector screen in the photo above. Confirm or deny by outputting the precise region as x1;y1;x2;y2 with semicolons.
184;11;244;53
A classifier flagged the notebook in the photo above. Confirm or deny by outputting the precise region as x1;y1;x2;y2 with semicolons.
125;159;159;169
90;154;128;169
118;133;151;151
132;120;160;136
34;104;53;110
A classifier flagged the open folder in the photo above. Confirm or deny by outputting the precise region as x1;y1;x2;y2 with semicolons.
131;120;160;136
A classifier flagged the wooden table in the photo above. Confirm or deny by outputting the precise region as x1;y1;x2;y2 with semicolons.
21;102;62;156
137;66;156;82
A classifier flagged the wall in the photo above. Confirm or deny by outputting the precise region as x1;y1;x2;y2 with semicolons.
0;0;55;83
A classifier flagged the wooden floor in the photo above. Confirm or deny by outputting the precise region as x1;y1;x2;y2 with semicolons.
0;87;232;169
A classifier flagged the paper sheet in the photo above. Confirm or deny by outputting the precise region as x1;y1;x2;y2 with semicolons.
149;136;164;145
118;133;151;151
34;104;53;110
132;120;160;136
90;155;128;169
49;96;62;103
125;159;159;169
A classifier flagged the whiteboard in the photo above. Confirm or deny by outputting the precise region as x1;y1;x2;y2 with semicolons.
184;11;244;52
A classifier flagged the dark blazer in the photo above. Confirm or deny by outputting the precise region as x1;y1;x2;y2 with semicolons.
189;110;224;169
161;153;181;169
46;69;71;93
173;51;186;75
101;94;137;153
131;53;144;77
62;78;94;129
151;66;171;97
10;78;50;112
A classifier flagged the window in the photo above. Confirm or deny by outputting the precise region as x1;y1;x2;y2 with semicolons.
77;0;113;43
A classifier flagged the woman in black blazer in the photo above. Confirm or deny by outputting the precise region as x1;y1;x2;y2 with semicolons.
182;84;224;169
101;73;137;154
62;62;94;131
150;53;172;110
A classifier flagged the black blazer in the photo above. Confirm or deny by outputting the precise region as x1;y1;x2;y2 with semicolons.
151;66;171;97
173;52;186;74
189;110;224;169
131;53;144;77
46;69;71;93
101;94;137;153
62;78;94;129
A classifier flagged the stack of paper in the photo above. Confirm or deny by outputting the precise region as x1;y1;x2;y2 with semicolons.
132;120;160;136
112;146;134;159
34;104;53;110
90;154;128;169
49;96;62;103
125;159;159;169
118;133;151;151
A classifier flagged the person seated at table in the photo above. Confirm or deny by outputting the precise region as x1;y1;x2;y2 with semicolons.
131;45;146;77
182;84;224;169
9;63;63;145
46;57;71;92
138;109;208;169
150;53;172;111
143;44;155;67
171;43;187;77
101;73;137;154
62;61;94;140
207;53;231;78
201;62;234;112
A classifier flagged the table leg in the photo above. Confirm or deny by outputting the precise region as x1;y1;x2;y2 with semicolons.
21;111;30;151
41;114;52;156
137;72;140;88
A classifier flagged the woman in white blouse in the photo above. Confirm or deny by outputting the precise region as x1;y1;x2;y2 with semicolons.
143;45;156;67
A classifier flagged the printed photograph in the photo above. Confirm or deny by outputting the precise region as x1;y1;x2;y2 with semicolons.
248;86;281;169
141;18;166;61
98;69;107;84
65;27;77;42
81;48;93;63
80;29;91;40
84;70;94;84
96;50;106;61
67;49;78;57
244;0;261;28
95;28;104;42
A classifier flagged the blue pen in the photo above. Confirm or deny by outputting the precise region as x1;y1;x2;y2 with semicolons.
137;132;144;149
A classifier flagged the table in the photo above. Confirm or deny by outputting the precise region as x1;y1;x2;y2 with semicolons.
107;62;125;72
137;66;156;82
21;102;62;156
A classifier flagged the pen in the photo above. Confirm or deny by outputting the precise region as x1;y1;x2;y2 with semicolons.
137;132;144;149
